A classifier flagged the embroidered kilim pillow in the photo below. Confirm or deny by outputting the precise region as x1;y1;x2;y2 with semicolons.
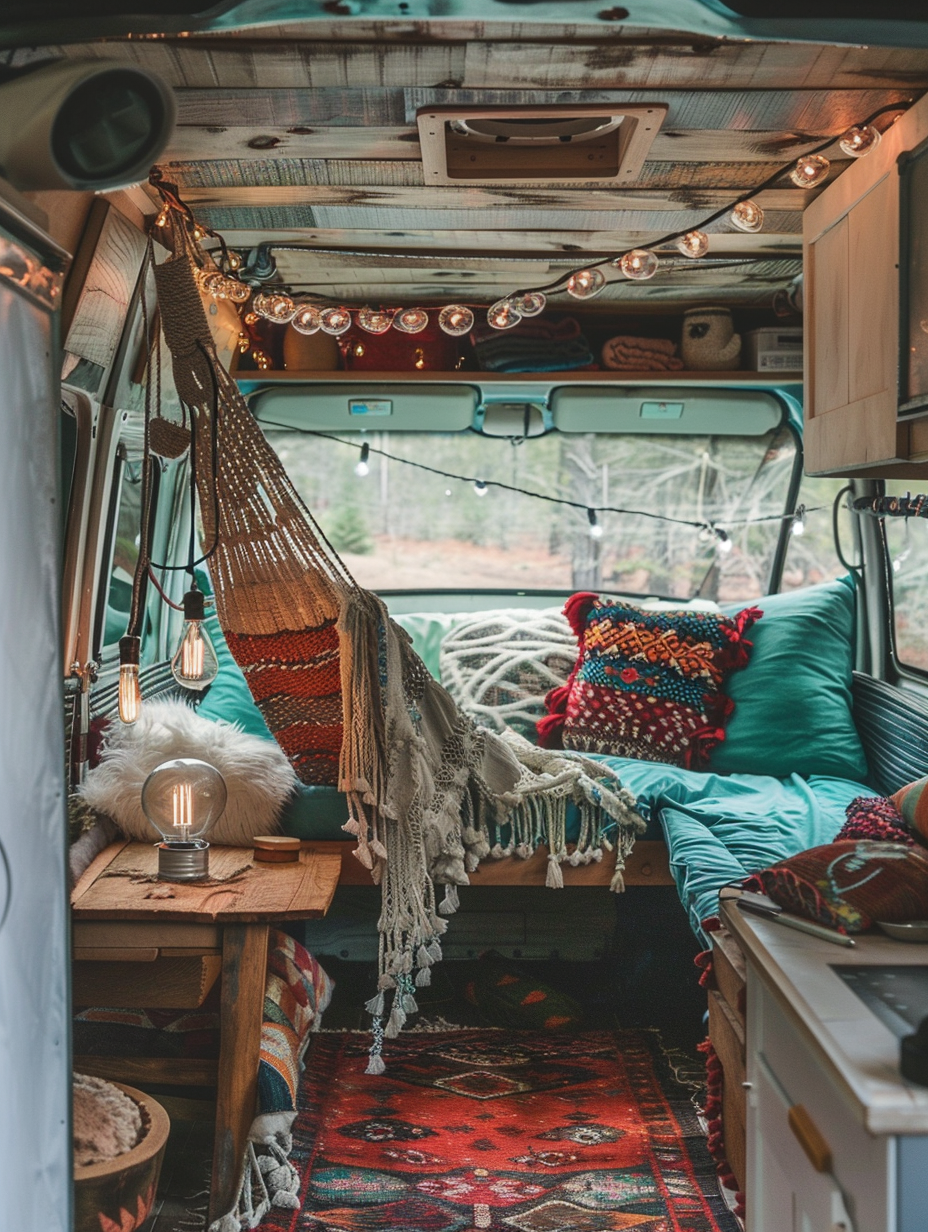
538;592;761;769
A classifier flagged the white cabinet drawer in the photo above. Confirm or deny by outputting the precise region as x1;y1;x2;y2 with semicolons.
749;978;892;1232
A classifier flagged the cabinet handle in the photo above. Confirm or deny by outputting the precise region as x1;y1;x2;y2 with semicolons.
788;1103;832;1173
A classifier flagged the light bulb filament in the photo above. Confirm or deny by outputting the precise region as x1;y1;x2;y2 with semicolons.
172;781;194;842
181;623;205;680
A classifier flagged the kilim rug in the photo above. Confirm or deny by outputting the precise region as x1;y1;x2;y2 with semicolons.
260;1029;738;1232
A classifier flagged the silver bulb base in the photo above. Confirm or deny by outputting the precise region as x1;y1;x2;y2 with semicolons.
157;840;210;882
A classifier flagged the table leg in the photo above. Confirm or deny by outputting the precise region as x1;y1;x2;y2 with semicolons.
208;922;269;1226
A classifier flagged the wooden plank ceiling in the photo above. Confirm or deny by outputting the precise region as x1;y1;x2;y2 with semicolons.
41;20;928;311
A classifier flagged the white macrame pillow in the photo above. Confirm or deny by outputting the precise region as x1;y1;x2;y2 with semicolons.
439;607;577;739
80;698;298;846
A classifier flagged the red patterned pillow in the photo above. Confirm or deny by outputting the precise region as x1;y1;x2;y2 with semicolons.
538;593;760;769
755;840;928;932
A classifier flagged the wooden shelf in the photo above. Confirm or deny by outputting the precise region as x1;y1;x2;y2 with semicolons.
236;368;801;387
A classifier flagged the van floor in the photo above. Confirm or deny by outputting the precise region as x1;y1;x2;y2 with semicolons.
140;933;709;1231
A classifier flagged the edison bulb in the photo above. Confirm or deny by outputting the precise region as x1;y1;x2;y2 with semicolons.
617;249;659;281
358;308;394;334
320;307;353;335
227;280;251;304
514;292;546;317
487;299;522;330
566;269;605;299
394;308;429;334
171;589;219;691
729;201;765;233
789;154;830;188
118;635;141;725
839;125;881;157
199;270;226;297
676;230;710;259
141;758;227;882
267;294;297;323
438;305;474;336
292;303;322;335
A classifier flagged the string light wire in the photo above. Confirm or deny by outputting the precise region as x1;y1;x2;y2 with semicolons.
260;421;827;537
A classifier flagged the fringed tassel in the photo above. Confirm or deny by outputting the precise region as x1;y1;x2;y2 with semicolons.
546;855;564;889
365;992;385;1017
610;861;626;893
415;966;432;987
438;884;460;915
365;1015;386;1074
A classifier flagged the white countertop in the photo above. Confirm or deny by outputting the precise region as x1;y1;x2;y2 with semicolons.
721;897;928;1135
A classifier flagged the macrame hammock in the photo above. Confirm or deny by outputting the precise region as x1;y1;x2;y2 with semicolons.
147;205;644;1071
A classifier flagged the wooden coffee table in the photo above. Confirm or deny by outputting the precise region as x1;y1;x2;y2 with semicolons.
71;840;342;1223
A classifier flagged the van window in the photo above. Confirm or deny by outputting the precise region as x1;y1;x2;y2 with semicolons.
269;423;801;602
885;479;928;674
779;473;857;593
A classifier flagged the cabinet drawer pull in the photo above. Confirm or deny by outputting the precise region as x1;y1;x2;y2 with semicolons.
788;1103;832;1173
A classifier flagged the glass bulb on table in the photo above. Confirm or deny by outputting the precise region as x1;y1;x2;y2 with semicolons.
141;758;228;881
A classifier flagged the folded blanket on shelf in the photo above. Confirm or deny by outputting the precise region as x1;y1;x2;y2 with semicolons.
602;334;685;371
472;315;596;372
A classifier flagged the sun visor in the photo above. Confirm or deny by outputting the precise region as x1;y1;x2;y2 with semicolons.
551;387;784;436
250;383;480;432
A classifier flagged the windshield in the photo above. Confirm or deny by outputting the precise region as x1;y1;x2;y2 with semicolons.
267;424;804;603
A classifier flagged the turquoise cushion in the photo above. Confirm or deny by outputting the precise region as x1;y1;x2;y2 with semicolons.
710;577;868;783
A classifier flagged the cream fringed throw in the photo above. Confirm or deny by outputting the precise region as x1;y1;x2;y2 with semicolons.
151;220;644;1072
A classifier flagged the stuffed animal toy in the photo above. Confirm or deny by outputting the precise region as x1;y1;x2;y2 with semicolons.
680;306;742;371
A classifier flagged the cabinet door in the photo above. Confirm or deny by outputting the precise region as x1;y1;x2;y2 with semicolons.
803;91;928;476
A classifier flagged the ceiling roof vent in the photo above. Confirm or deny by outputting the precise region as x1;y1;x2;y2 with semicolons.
417;104;666;186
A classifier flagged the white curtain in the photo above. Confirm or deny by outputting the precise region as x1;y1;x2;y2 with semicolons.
0;263;70;1229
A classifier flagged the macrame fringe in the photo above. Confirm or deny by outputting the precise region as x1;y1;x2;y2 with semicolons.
207;1118;299;1232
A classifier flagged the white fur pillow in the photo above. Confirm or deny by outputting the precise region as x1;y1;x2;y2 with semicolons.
80;699;298;845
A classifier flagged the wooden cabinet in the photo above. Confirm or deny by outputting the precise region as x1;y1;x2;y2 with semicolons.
803;92;928;476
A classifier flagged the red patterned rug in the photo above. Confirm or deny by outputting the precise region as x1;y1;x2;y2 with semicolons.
262;1029;738;1232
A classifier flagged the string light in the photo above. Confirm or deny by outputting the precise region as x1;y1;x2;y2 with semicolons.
839;125;881;157
729;201;765;233
292;303;322;335
616;249;660;281
320;307;352;335
358;307;394;334
355;441;371;477
676;230;710;259
487;298;522;329
265;425;828;538
791;504;806;536
201;101;909;339
438;305;475;336
566;269;605;299
789;154;830;188
587;508;604;539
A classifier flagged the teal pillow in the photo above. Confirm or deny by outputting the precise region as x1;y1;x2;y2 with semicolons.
710;577;867;782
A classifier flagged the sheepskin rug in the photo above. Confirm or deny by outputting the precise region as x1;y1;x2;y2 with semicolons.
80;699;298;845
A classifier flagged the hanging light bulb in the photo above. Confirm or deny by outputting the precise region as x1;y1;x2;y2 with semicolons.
487;299;522;330
438;305;475;336
192;223;207;241
155;208;169;228
320;307;353;335
616;248;660;281
514;291;546;317
566;268;605;299
791;504;806;537
839;125;881;157
170;588;219;692
355;441;371;477
474;480;489;497
729;201;765;233
118;635;142;725
291;303;322;335
141;758;228;882
715;528;733;555
358;307;394;334
789;154;830;188
676;230;710;259
226;251;243;271
394;307;429;334
587;508;603;539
